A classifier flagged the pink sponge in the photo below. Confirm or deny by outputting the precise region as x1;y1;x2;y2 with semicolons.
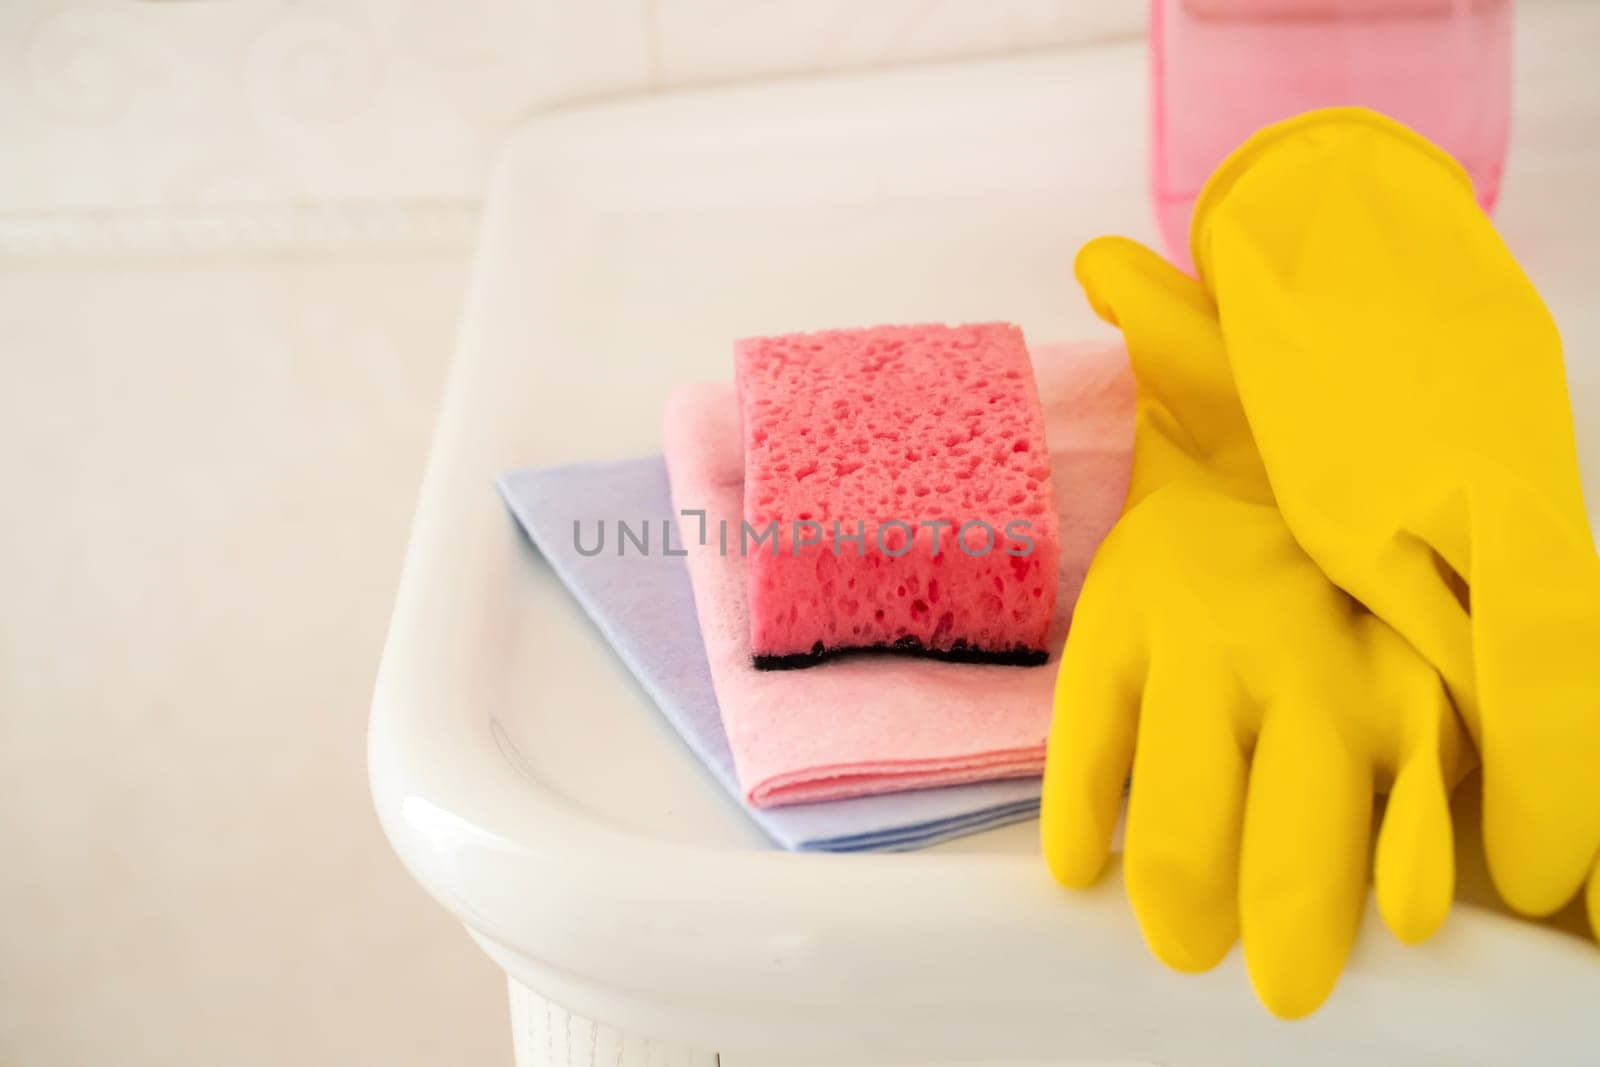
734;323;1060;668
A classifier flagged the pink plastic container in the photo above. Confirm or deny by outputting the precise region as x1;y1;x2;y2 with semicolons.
1151;0;1513;269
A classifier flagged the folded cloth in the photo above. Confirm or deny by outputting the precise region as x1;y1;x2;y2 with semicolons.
498;457;1043;851
663;342;1134;807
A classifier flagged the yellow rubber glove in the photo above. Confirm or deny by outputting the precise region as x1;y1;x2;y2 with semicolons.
1192;108;1600;931
1041;237;1470;1018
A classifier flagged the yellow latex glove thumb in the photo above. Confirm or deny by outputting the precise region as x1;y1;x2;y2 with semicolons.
1193;108;1600;927
1042;237;1470;1018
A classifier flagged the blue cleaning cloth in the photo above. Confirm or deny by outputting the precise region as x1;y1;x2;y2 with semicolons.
496;456;1042;852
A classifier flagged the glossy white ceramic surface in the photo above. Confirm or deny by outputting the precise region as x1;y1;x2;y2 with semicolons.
370;21;1600;1063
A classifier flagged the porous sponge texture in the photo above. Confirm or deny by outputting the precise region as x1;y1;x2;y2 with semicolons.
734;323;1060;664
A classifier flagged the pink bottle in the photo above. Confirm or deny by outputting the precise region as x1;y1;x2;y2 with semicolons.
1150;0;1513;270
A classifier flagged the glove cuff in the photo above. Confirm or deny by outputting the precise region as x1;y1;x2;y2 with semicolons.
1188;107;1477;284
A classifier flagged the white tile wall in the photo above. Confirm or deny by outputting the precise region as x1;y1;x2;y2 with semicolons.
0;0;1142;238
0;248;503;1067
651;0;1140;84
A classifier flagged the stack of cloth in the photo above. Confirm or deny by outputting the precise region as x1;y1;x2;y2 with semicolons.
499;340;1133;851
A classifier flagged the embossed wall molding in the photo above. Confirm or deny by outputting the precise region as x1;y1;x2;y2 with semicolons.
2;0;1144;234
0;201;480;260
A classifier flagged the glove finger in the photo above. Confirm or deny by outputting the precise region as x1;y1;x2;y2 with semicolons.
1475;515;1600;917
1041;569;1143;889
1240;702;1371;1020
1076;236;1210;332
1374;734;1455;945
1372;640;1462;945
1123;644;1248;974
1075;237;1225;403
1075;238;1266;501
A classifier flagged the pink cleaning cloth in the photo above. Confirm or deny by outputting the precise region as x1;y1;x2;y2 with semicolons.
663;342;1134;808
